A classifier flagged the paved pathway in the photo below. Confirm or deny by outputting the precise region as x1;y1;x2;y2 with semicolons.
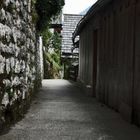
0;79;140;140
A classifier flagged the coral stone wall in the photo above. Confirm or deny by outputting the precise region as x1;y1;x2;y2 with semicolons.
0;0;41;125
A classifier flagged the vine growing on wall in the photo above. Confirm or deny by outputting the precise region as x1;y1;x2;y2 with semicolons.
34;0;65;79
43;31;62;79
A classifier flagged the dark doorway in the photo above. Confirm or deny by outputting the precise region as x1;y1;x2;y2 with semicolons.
93;29;98;97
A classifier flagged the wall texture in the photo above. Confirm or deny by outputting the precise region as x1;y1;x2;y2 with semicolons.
77;0;140;125
0;0;41;127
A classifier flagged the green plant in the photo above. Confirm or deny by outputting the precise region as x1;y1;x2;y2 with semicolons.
32;0;64;79
43;30;62;79
35;0;65;32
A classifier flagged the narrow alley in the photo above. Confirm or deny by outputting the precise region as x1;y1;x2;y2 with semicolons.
0;79;140;140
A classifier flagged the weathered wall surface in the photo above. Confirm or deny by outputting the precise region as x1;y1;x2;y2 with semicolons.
97;0;135;123
78;0;140;125
0;0;41;127
134;0;140;125
78;26;93;88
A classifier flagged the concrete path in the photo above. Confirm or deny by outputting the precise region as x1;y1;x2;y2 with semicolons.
0;79;140;140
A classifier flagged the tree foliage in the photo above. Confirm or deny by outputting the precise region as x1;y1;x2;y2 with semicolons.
43;31;61;79
33;0;64;79
35;0;65;31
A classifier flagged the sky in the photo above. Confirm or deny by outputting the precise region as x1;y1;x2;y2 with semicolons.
63;0;97;14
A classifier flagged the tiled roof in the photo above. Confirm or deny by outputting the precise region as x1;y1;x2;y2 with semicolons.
61;14;83;56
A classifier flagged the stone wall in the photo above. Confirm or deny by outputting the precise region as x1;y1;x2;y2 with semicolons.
0;0;41;127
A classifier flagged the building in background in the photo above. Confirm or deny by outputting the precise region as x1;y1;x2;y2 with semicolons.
61;14;83;79
61;14;83;58
50;13;63;33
